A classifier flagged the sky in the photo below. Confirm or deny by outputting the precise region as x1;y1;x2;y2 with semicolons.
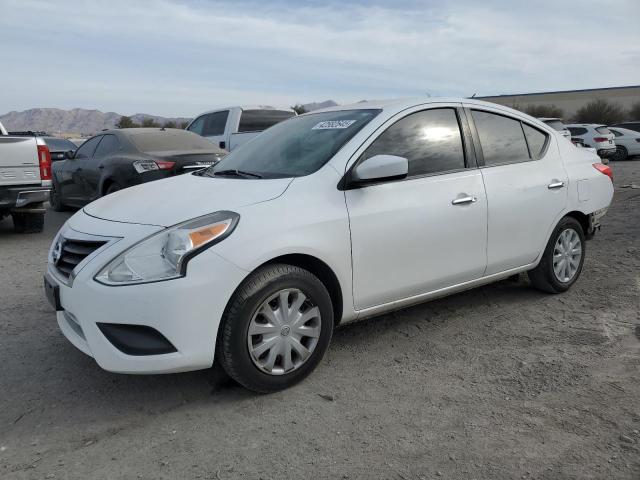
1;0;639;117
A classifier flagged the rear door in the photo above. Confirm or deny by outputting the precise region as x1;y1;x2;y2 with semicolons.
345;105;488;310
467;106;568;275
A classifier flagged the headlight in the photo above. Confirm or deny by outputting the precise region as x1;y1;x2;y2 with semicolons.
94;211;239;286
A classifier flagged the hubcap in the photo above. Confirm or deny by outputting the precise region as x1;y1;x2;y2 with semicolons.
553;228;582;283
247;288;321;375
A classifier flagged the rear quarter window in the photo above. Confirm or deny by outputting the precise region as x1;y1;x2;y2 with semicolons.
238;110;295;133
522;124;548;159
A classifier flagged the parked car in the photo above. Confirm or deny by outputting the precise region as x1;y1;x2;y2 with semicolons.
608;126;640;161
45;98;613;392
43;137;78;161
50;128;226;210
609;121;640;133
538;118;571;139
186;106;295;151
565;124;616;162
0;121;51;233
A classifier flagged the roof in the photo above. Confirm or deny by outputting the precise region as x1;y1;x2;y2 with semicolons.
478;85;640;99
192;105;295;117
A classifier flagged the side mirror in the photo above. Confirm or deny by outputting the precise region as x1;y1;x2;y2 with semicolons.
350;154;408;186
65;150;76;159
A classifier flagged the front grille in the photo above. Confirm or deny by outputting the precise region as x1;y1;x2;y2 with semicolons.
55;238;106;279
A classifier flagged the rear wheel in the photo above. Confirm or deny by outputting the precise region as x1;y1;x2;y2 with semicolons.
612;146;628;161
12;206;45;234
49;181;66;212
217;264;333;393
528;216;585;293
105;182;122;196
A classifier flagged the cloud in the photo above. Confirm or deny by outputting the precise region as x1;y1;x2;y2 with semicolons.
0;0;638;116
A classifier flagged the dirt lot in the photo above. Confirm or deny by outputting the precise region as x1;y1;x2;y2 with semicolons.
1;162;638;480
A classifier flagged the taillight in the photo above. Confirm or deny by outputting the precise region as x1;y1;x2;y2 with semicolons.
155;161;175;170
593;163;613;180
37;144;52;180
593;137;608;143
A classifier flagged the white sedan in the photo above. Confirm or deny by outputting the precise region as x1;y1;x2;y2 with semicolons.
44;98;614;392
609;126;640;161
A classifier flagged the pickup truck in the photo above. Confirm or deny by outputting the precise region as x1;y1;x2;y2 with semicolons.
186;105;295;151
0;121;52;233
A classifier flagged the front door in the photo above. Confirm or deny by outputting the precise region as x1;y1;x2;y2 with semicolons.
60;135;102;206
345;106;488;311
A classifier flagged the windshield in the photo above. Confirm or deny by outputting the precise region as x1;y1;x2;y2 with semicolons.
204;109;380;178
595;126;612;135
129;130;219;153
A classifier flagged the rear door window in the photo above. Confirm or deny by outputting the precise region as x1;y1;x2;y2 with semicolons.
471;110;530;165
94;134;121;157
568;127;588;136
363;108;466;177
238;110;295;133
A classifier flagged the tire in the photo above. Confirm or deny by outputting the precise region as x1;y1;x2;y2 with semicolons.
12;207;45;234
612;146;628;162
49;181;66;212
217;264;334;393
105;182;122;196
528;216;585;294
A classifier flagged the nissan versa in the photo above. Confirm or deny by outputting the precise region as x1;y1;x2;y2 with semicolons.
45;99;614;392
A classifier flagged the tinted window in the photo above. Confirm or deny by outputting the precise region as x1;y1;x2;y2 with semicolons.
187;115;205;135
129;130;220;153
43;137;76;152
568;127;587;136
610;129;623;137
74;136;102;159
187;111;229;137
472;110;529;165
362;108;465;176
543;120;565;131
206;109;379;178
522;124;548;159
595;126;612;135
238;110;295;133
94;134;120;157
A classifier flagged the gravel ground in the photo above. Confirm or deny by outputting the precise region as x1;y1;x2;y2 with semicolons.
1;161;638;480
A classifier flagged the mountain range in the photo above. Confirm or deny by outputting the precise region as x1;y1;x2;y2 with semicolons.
0;101;339;136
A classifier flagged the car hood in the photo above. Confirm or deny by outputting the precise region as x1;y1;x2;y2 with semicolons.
83;173;293;227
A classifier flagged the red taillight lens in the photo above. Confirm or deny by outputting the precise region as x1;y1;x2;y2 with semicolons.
593;163;613;180
37;144;52;180
155;161;175;170
593;137;608;143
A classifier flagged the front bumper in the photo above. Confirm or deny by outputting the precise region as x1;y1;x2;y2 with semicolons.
46;211;248;374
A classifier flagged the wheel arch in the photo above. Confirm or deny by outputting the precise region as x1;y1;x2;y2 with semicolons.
254;253;344;326
564;210;590;237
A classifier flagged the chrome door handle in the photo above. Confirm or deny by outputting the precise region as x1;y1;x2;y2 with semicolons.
548;181;565;189
451;195;477;205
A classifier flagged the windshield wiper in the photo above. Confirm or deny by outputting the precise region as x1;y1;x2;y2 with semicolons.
212;169;263;179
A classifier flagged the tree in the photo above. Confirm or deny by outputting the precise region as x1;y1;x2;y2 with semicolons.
116;116;138;128
179;121;190;129
291;104;306;115
523;104;564;119
573;99;626;124
141;118;161;128
628;101;640;121
163;121;177;129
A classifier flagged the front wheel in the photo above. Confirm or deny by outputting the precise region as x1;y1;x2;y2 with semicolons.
612;146;628;161
528;216;585;293
49;181;66;212
217;264;334;393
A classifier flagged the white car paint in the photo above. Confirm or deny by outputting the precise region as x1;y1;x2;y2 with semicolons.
46;98;614;376
565;123;616;160
609;127;640;157
185;105;295;151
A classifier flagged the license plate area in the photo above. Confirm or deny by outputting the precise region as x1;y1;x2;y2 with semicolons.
44;273;62;311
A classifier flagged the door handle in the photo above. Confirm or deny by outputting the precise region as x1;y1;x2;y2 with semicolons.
451;195;477;205
547;180;565;189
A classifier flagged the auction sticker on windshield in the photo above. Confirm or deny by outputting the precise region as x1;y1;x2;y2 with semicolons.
312;120;356;130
